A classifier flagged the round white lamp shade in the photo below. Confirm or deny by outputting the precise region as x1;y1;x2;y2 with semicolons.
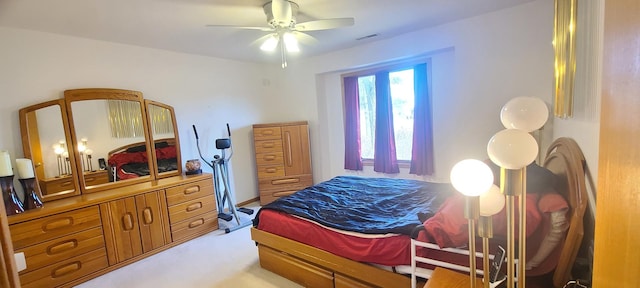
487;129;538;169
480;184;505;216
450;159;494;197
500;97;549;132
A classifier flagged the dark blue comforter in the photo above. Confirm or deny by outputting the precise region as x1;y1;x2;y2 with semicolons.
254;176;455;236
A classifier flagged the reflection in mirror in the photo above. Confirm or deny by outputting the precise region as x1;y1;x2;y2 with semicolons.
146;100;182;178
19;100;79;201
70;98;152;191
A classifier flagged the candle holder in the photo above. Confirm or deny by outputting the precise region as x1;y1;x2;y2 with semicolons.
19;177;43;210
1;175;24;215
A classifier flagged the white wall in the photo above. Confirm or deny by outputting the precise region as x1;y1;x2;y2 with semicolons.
0;27;282;203
278;0;574;184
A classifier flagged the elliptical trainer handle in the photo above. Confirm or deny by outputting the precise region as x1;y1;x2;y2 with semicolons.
226;123;231;137
192;125;199;140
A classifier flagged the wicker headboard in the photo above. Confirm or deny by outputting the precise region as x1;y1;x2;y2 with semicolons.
543;137;588;288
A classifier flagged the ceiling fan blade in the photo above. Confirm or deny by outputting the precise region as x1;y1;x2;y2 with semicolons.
294;18;355;31
292;31;318;46
249;33;277;48
205;24;274;32
271;0;292;26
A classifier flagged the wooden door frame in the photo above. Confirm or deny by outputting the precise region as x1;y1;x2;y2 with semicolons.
1;201;21;287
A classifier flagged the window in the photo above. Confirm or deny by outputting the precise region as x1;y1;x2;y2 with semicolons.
343;62;434;175
357;70;415;161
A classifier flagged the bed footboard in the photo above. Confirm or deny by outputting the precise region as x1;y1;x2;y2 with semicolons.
251;227;412;288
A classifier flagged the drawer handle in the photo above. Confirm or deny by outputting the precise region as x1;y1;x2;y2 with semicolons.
60;181;73;187
186;202;203;212
85;177;96;182
184;186;201;194
188;218;205;228
142;208;153;225
271;178;300;185
265;168;277;173
47;239;79;255
284;131;292;167
263;155;276;161
273;190;298;197
262;142;275;148
43;217;74;231
122;213;135;231
261;130;274;136
52;261;81;278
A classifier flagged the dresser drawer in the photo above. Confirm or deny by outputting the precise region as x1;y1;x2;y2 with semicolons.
257;165;285;178
253;127;282;141
10;206;102;250
171;211;218;242
168;195;216;224
84;170;109;186
39;177;74;195
254;139;283;154
17;226;105;274
19;248;108;288
258;245;333;287
258;174;313;192
165;179;214;206
255;152;284;166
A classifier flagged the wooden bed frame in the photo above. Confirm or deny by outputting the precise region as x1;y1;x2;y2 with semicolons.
250;137;588;288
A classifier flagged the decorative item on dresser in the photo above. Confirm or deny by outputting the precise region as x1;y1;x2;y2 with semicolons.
10;88;217;287
252;121;312;205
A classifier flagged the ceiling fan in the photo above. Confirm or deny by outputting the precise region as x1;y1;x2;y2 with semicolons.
207;0;355;67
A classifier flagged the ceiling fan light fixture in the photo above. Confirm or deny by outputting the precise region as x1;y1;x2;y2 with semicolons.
283;32;299;52
260;34;279;52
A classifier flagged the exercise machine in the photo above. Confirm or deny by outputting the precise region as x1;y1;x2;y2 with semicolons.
193;124;253;233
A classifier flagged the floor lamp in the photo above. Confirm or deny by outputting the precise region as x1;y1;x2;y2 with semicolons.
479;184;506;288
487;97;549;288
450;159;495;288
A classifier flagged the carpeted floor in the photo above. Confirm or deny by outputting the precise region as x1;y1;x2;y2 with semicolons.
75;205;302;288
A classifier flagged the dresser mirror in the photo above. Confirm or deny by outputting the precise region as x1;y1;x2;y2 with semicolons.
19;99;80;201
19;88;183;199
145;100;182;179
65;88;154;193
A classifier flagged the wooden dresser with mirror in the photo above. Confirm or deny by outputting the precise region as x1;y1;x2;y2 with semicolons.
10;88;218;287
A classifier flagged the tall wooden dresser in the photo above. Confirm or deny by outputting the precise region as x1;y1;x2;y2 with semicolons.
252;121;313;205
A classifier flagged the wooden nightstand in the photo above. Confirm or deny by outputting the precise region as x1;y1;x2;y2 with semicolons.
424;267;483;288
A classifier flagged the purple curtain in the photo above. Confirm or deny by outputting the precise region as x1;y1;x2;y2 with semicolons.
409;63;435;175
373;71;400;173
343;76;363;170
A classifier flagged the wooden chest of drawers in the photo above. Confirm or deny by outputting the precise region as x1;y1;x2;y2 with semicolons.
10;206;108;288
253;121;313;205
165;178;218;242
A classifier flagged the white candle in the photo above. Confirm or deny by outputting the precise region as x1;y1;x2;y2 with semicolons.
16;158;35;179
0;151;13;177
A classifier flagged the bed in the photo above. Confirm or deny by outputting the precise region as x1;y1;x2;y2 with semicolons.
107;138;178;181
250;137;588;288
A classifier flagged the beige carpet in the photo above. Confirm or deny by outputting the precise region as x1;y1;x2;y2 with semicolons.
75;206;302;288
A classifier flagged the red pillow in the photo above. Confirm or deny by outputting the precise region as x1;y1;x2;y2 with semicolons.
421;193;542;248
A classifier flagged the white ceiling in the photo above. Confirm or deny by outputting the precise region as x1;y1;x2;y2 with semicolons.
0;0;535;64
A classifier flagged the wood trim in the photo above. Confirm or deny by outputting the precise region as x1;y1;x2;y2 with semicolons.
237;197;259;207
0;197;20;287
593;0;640;285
